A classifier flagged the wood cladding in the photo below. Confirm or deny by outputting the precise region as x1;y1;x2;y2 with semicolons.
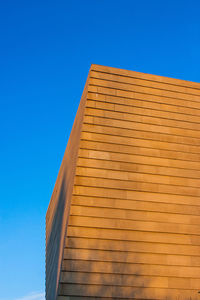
46;65;200;299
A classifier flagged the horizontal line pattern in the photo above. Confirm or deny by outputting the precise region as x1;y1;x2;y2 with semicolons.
90;74;200;102
58;282;200;299
82;123;200;146
83;112;200;139
88;84;200;113
46;78;89;300
75;165;200;188
61;65;200;299
87;91;200;123
89;77;200;104
70;204;200;225
65;236;200;256
86;99;200;130
91;66;200;92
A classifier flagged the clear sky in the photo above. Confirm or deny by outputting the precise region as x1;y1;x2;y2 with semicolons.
0;0;200;299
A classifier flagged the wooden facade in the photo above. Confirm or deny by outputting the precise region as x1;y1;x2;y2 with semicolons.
46;65;200;299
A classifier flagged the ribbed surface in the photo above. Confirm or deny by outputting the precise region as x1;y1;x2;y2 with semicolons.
45;78;88;300
48;65;200;299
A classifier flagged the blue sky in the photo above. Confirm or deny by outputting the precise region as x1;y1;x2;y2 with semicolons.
0;0;200;299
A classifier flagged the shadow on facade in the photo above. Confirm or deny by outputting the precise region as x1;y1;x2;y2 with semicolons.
60;235;151;299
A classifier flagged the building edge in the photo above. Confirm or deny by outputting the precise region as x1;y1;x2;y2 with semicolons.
45;66;92;300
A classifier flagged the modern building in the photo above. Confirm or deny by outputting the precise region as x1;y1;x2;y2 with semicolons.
46;65;200;299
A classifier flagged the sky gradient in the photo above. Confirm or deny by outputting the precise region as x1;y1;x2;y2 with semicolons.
0;0;200;299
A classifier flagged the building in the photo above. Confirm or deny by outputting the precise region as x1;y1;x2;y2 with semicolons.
46;64;200;299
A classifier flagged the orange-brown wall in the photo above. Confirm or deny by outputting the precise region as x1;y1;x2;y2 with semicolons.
47;65;200;299
46;77;88;300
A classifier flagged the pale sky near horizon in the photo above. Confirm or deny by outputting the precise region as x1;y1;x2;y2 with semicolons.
1;0;200;299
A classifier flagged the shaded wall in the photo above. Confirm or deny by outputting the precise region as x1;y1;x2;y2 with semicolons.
45;76;89;300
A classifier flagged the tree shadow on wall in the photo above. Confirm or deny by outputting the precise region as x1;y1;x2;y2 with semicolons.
59;235;152;299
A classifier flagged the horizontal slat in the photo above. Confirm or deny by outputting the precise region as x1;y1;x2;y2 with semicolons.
63;248;200;267
84;111;200;139
86;98;200;131
62;259;200;278
91;70;200;97
65;237;200;256
74;175;200;197
79;148;200;171
89;77;200;105
73;185;200;206
70;205;200;225
81;128;200;155
82;122;200;147
60;271;200;291
89;84;200;119
84;103;200;138
59;282;200;299
80;138;200;164
88;86;200;124
88;91;200;123
88;85;200;132
60;271;168;288
75;166;200;188
91;65;200;91
71;195;200;215
67;226;200;246
68;215;200;236
77;155;200;179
